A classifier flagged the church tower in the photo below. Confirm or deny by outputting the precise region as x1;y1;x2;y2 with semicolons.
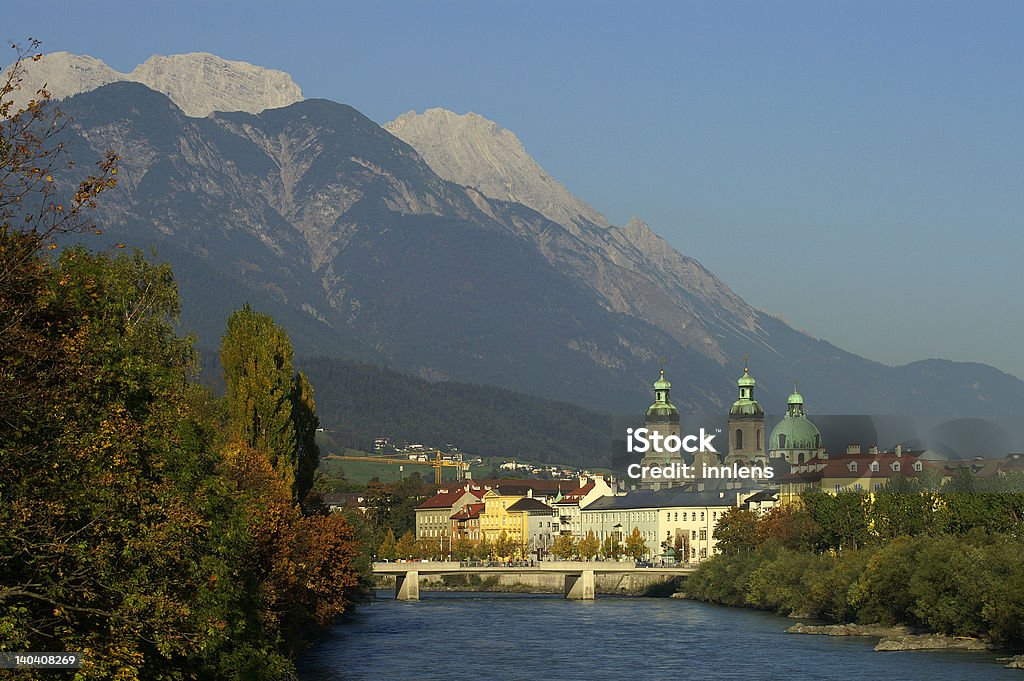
637;367;684;490
724;359;766;466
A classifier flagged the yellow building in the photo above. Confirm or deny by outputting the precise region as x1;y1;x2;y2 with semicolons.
479;488;526;544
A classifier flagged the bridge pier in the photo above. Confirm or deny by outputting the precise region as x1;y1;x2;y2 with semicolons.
564;569;595;600
396;570;420;601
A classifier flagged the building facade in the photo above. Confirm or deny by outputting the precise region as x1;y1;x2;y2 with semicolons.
581;485;776;563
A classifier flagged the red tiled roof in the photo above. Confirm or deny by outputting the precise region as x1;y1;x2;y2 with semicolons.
776;454;946;482
451;502;484;521
415;483;488;509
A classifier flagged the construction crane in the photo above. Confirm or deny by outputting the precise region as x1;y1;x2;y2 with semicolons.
325;449;469;485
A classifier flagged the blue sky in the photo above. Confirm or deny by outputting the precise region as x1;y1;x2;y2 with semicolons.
7;1;1023;379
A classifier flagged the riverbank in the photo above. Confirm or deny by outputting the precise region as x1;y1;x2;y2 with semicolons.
678;533;1024;669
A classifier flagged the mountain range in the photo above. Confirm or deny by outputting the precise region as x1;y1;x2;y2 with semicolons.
29;52;1023;421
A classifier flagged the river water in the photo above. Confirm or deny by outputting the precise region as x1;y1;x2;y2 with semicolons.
297;591;1018;681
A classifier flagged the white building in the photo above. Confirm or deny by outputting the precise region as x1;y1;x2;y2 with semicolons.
581;483;777;563
552;474;616;537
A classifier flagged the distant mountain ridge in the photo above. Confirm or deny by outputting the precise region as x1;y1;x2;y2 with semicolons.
39;66;1024;419
8;51;302;117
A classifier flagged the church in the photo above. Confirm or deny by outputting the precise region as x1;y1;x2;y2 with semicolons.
634;359;794;490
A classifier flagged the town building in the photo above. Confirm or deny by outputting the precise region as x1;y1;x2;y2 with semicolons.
414;483;486;540
506;497;558;557
581;484;777;563
450;502;484;541
551;475;616;537
775;444;950;502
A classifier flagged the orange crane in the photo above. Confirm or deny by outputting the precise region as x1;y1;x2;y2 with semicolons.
325;449;469;485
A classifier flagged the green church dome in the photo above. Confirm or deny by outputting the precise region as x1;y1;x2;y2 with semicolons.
769;416;821;451
770;385;820;450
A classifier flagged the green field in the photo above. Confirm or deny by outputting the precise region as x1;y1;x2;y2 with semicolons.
318;455;466;485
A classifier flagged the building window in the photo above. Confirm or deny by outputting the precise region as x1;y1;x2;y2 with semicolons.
700;512;704;521
778;434;787;448
700;530;707;540
834;484;841;492
892;461;901;472
848;462;858;472
870;461;879;472
691;530;696;540
735;429;743;450
913;461;923;472
756;429;761;450
674;512;678;521
874;483;881;491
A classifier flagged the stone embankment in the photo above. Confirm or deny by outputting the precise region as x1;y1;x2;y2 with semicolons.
787;623;1002;655
786;623;916;637
874;634;994;651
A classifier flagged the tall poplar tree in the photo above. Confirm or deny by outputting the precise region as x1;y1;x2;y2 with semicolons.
220;304;320;502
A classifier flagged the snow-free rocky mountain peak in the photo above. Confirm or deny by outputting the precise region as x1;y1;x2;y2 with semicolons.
9;51;303;117
385;108;610;231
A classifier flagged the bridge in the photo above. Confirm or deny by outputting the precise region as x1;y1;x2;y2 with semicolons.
372;561;695;600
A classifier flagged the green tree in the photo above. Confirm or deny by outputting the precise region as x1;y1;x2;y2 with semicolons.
945;466;978;494
801;489;870;550
220;304;321;503
578;530;600;560
713;507;760;554
625;528;648;561
379;529;398;560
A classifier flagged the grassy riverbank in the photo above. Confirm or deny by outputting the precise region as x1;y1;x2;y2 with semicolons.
684;531;1024;650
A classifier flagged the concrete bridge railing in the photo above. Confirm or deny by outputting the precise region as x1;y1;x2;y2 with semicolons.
373;561;694;601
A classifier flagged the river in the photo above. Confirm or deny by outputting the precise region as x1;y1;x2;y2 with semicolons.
298;591;1018;680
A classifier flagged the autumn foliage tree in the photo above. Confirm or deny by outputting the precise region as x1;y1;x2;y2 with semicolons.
625;527;648;561
578;530;600;560
0;43;366;679
551;533;578;559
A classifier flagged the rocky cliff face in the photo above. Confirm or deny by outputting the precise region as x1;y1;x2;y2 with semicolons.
387;108;764;366
9;51;303;117
385;108;609;231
